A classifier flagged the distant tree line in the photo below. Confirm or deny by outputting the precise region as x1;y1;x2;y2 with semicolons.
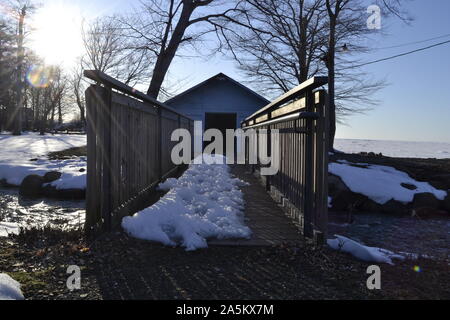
0;0;82;134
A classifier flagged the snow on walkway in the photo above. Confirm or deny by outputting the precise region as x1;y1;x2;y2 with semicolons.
0;132;87;189
122;155;251;251
329;161;447;205
328;235;406;265
0;274;24;300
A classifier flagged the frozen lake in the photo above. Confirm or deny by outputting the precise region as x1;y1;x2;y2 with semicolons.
335;139;450;159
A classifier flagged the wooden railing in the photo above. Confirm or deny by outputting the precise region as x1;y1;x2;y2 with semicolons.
242;77;329;242
84;70;193;232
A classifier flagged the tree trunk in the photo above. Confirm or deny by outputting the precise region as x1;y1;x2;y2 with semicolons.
13;7;26;136
147;3;195;99
80;106;86;126
327;17;337;152
58;100;63;125
75;88;86;126
51;104;55;127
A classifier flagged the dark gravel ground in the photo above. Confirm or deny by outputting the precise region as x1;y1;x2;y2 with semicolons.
1;230;449;300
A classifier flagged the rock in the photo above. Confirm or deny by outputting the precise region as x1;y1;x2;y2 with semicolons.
43;171;62;183
0;179;15;188
382;199;408;215
19;175;44;197
401;183;417;191
413;192;440;209
331;190;367;211
360;198;384;213
443;194;450;211
427;179;450;190
328;174;349;196
41;185;85;200
412;207;449;219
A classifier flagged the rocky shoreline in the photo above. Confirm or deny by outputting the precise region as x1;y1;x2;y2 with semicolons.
0;146;87;200
329;152;450;219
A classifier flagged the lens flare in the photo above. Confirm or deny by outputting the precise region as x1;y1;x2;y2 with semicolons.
413;266;421;273
26;65;53;88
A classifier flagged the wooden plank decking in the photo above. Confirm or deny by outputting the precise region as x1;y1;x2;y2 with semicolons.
209;165;302;247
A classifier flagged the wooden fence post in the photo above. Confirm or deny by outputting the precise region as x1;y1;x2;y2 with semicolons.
99;86;113;231
157;107;162;180
85;86;100;232
313;90;329;242
303;89;315;239
266;127;271;191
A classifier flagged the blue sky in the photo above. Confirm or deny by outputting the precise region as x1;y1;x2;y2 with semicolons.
35;0;450;143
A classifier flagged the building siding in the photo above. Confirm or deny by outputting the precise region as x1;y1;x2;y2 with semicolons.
166;76;268;131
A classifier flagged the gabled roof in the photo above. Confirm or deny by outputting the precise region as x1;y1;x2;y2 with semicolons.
165;73;270;105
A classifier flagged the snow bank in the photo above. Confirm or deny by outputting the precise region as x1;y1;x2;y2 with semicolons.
328;235;405;265
0;274;24;300
0;221;20;237
122;155;251;251
329;162;447;205
0;133;86;189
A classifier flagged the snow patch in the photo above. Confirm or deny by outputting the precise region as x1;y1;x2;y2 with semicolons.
122;155;251;251
327;235;405;265
0;133;86;189
0;221;20;237
0;274;24;300
329;162;447;205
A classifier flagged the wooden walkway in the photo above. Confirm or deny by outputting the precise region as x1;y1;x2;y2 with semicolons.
209;165;302;247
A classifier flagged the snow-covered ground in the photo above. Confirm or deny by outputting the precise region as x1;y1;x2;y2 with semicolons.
0;188;85;237
0;132;87;189
335;139;450;159
328;235;406;265
329;160;447;205
0;274;24;300
122;155;251;251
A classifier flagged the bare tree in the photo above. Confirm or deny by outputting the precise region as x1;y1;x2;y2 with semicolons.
72;65;85;125
214;0;405;150
26;65;68;134
81;17;151;87
216;0;326;96
115;0;244;99
0;18;16;131
4;0;37;135
324;0;410;150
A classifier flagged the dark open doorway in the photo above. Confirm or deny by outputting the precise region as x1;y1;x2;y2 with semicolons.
204;112;237;154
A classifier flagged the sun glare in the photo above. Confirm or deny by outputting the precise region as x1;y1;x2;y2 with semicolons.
30;3;84;68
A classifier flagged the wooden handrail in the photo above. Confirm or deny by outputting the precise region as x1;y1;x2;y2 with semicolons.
243;76;327;124
84;70;193;121
243;111;319;130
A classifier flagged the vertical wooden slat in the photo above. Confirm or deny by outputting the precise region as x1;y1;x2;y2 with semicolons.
303;90;315;238
157;108;162;179
314;90;329;240
85;85;99;231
